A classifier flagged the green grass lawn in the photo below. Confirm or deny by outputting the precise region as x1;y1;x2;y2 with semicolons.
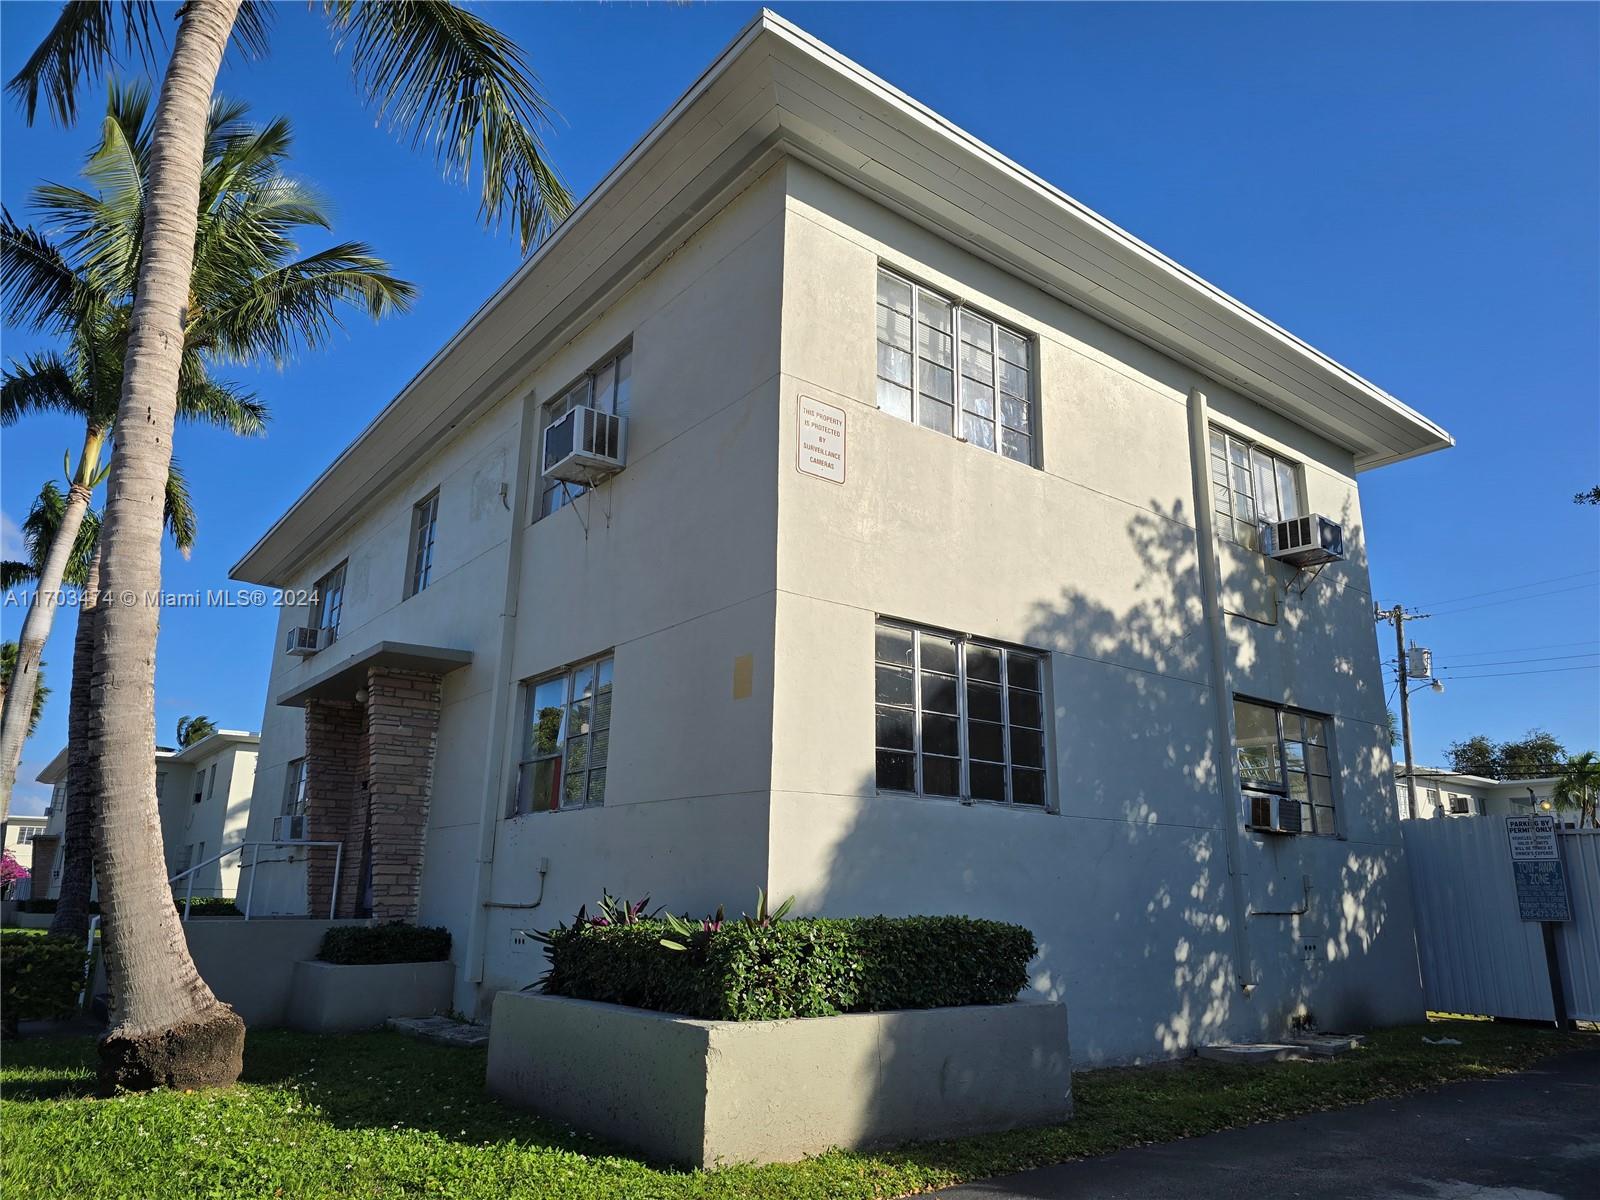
0;1020;1589;1199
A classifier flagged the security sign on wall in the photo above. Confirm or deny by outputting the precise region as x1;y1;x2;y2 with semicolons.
797;395;846;484
1505;814;1571;923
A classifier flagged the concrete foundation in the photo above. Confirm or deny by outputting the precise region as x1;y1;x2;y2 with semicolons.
285;959;455;1032
486;992;1073;1166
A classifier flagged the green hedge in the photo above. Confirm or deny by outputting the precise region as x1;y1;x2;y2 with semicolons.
318;922;452;966
174;896;242;917
1;930;89;1033
541;915;1036;1020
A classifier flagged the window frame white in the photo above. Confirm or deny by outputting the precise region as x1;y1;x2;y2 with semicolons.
511;653;615;815
1232;696;1338;836
537;345;633;519
280;757;309;840
1208;426;1306;551
406;489;440;598
874;619;1051;810
312;560;347;639
875;267;1038;467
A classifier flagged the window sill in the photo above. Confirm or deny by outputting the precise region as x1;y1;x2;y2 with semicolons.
507;803;606;820
874;788;1055;814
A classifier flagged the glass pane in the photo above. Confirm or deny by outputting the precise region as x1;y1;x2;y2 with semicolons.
563;772;587;807
1252;449;1280;525
970;761;1006;802
1001;430;1033;465
587;769;607;806
959;310;993;351
877;750;915;792
967;719;1004;763
998;328;1029;367
1011;728;1045;768
877;271;912;314
1011;768;1046;807
1007;653;1042;692
597;657;614;690
921;672;958;716
920;398;954;435
591;728;609;768
1001;395;1031;433
876;304;912;351
592;361;616;415
875;664;914;707
1277;460;1301;520
919;360;953;402
877;380;913;420
529;757;561;813
1313;805;1337;836
961;380;995;419
1282;713;1305;741
962;413;996;450
1304;717;1326;745
919;291;953;333
1288;771;1309;800
876;624;914;666
967;644;1001;683
568;695;592;738
878;343;913;385
592;690;612;732
1209;428;1227;457
923;755;960;797
999;359;1029;398
922;713;960;757
614;351;632;418
1284;740;1306;771
565;735;589;772
875;708;914;752
1309;774;1334;808
967;680;1003;723
1233;700;1282;786
1306;745;1329;777
1008;688;1043;730
917;323;953;367
959;339;994;386
921;635;958;676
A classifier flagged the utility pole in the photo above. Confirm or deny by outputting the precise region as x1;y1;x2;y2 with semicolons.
1380;604;1420;819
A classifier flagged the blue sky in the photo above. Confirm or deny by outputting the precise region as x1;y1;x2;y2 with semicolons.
3;2;1596;814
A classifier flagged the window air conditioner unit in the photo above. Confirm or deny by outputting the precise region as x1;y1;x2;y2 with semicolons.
1245;791;1303;835
285;625;333;657
1264;514;1345;567
543;406;627;486
273;814;307;841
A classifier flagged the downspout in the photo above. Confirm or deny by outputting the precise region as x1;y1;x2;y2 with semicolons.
463;389;540;995
1185;387;1257;991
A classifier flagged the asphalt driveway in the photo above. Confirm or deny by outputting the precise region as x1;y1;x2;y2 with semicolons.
933;1047;1600;1200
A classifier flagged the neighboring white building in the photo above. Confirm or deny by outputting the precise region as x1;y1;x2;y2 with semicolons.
1395;769;1562;822
30;731;260;902
2;813;45;898
231;12;1451;1063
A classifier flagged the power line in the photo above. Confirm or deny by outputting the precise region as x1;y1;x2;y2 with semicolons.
1441;639;1600;658
1435;652;1600;668
1423;582;1599;618
1439;664;1600;680
1415;569;1600;608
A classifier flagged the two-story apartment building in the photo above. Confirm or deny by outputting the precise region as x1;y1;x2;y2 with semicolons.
231;12;1451;1063
30;731;259;902
1396;768;1563;822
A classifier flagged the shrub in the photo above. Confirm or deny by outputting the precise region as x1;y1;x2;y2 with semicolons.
318;922;452;966
174;896;242;918
1;930;89;1034
541;914;1035;1020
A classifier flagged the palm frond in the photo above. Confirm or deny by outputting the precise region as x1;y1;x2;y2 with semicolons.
197;242;416;365
175;374;267;437
163;458;197;556
0;561;37;590
17;480;101;589
0;211;87;333
1;351;92;427
323;0;572;251
5;0;160;125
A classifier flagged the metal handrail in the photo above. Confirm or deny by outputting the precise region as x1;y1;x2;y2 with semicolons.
168;838;343;922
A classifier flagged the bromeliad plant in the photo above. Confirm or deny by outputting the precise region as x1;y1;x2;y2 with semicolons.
659;888;795;951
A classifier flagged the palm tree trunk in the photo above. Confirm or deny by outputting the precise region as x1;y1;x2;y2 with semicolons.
90;0;244;1093
0;469;96;817
49;544;102;943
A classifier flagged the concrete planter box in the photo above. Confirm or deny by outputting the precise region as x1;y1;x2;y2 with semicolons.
486;992;1072;1166
285;959;454;1033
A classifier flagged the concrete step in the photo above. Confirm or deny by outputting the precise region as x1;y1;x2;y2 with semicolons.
385;1015;490;1048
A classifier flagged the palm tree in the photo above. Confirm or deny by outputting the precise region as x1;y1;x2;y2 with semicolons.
1552;751;1599;829
174;715;217;748
8;1;569;1091
1;80;416;809
6;56;438;1088
0;643;49;741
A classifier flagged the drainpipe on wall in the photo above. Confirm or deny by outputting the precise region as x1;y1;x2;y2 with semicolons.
1185;386;1258;992
463;388;541;995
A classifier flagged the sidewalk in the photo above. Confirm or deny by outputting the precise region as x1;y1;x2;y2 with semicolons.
933;1048;1600;1199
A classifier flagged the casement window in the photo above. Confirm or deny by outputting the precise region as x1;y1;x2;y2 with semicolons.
1423;787;1439;814
407;490;439;597
279;758;308;840
1233;698;1336;835
875;269;1036;466
16;827;35;846
874;620;1049;807
539;347;633;518
312;561;346;638
514;654;614;814
205;763;217;800
1208;427;1304;550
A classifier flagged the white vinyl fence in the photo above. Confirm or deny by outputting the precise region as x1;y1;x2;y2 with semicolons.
1401;818;1600;1023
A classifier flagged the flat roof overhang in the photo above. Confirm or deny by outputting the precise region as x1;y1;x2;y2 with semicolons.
232;10;1452;589
275;641;473;708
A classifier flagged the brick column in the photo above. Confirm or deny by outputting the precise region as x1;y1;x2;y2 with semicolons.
304;699;364;918
364;666;442;921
